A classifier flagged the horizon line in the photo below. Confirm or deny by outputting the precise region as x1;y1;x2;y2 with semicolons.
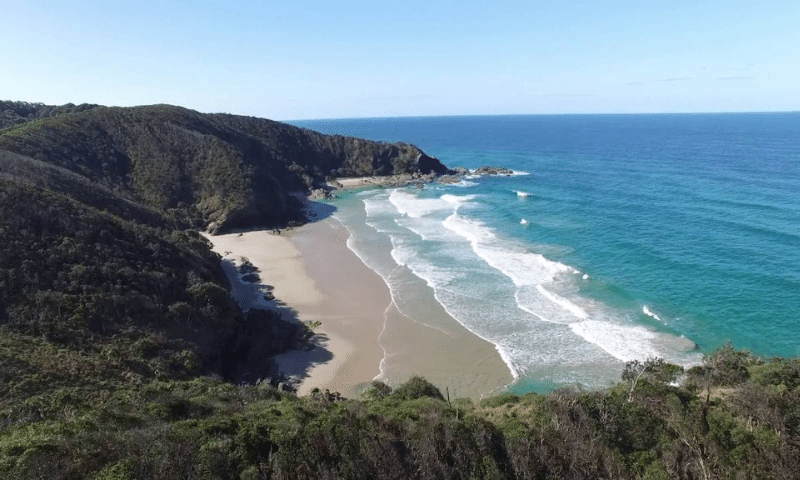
282;109;800;123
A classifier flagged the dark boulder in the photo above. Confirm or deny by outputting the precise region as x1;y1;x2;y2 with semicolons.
475;165;515;176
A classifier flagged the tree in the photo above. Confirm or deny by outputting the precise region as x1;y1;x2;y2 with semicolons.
690;342;757;402
622;357;682;402
362;380;392;400
391;376;444;401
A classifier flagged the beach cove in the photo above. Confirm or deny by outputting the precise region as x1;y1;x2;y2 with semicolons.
206;206;514;400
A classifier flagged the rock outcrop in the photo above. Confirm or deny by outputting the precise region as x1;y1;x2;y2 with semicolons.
436;165;516;184
474;165;515;175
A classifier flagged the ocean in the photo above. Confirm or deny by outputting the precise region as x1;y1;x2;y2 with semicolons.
291;113;800;393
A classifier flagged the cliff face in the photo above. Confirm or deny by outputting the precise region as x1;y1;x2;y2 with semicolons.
0;104;446;233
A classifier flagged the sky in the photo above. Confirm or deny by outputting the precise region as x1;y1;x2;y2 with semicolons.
2;0;799;120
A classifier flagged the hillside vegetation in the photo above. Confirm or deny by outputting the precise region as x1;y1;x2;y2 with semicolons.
1;343;798;479
1;102;797;479
0;103;446;232
0;101;100;130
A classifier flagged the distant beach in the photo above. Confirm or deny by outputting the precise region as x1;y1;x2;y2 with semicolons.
206;212;513;399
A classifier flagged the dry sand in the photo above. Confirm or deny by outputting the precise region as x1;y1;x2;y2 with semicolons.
205;221;385;398
206;215;513;400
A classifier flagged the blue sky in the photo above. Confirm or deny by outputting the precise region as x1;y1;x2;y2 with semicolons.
2;1;798;120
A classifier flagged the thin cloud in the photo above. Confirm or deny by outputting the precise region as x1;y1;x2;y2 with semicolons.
717;76;755;81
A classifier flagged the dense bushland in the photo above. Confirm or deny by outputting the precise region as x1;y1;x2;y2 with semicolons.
0;101;99;130
2;347;799;479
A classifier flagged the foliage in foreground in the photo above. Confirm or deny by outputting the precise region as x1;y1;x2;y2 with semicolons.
1;346;799;479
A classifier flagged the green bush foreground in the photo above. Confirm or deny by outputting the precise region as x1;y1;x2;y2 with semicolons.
2;344;799;479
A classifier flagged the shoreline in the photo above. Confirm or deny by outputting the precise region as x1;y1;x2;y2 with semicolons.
205;204;514;399
329;199;516;398
324;173;439;194
204;221;385;398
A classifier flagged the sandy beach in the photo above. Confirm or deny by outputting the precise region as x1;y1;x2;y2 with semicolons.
206;213;513;400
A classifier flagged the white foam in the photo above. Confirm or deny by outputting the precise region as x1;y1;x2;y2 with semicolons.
388;241;411;268
388;190;442;218
643;305;663;322
440;193;477;206
536;285;589;319
389;238;461;289
443;213;577;288
570;320;660;361
363;194;396;218
387;190;477;218
515;190;532;197
514;289;559;323
396;217;451;241
342;191;525;380
451;180;479;188
349;186;703;388
442;211;599;328
520;218;529;225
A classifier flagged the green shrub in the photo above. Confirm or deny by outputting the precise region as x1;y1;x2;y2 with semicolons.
361;380;392;400
480;393;520;408
391;376;444;401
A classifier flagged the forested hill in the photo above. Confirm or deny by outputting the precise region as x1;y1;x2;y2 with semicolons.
0;102;447;233
0;101;100;129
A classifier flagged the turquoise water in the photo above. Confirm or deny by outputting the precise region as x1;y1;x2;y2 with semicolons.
292;114;800;393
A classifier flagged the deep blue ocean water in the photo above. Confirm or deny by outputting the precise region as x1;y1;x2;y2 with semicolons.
292;113;800;393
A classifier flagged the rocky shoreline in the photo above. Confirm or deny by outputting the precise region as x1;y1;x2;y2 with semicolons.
313;165;517;198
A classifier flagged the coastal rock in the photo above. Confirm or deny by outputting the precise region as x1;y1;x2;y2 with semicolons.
436;174;465;184
436;165;515;184
416;153;450;175
450;167;471;176
475;165;515;176
309;187;334;200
